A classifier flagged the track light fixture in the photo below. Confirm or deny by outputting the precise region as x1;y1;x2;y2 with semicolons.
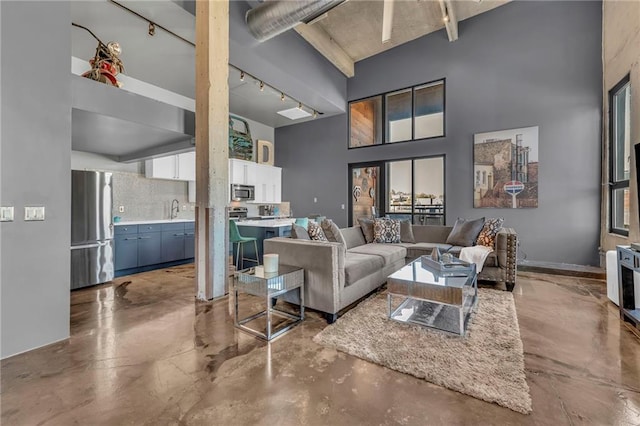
240;71;245;81
443;14;449;23
298;102;302;110
259;81;264;91
313;110;318;118
281;93;285;101
148;22;156;36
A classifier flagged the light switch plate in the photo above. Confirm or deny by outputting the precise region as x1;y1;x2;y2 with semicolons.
24;206;45;221
0;206;14;222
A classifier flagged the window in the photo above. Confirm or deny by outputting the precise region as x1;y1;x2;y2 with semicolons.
349;80;445;148
349;96;383;147
349;156;444;226
609;75;631;235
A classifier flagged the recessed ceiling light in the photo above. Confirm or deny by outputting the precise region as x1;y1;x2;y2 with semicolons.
277;107;312;120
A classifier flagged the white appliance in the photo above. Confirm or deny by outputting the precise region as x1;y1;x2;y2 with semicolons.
606;249;640;307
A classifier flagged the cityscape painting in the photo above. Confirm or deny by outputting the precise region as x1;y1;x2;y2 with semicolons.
473;126;539;209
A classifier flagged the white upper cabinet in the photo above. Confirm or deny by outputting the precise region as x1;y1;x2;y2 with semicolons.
229;159;281;203
145;152;195;181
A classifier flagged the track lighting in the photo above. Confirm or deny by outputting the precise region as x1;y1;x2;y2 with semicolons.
313;110;317;118
443;14;449;23
148;22;155;36
259;81;264;91
240;71;245;81
298;102;302;109
281;93;285;101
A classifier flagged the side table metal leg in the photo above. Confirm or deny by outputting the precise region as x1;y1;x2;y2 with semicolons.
266;292;272;340
234;287;239;326
300;283;305;320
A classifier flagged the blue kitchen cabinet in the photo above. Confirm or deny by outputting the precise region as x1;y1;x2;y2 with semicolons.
137;227;162;267
161;222;186;263
115;221;194;277
184;222;195;259
115;233;139;270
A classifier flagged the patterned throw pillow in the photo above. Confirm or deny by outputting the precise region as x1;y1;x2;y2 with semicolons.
308;220;328;241
373;218;401;243
476;217;504;248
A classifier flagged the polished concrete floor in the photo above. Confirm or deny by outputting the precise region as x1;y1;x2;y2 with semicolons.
2;265;640;425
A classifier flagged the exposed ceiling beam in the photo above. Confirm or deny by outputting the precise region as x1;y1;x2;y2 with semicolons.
294;22;355;78
382;0;394;43
438;0;458;42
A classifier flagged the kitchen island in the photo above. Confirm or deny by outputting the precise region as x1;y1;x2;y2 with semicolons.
235;218;294;265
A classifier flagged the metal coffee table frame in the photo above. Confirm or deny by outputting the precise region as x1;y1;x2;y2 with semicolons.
234;264;304;341
387;257;478;336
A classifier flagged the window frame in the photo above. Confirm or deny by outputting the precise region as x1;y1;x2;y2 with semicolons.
609;74;631;236
348;155;446;226
348;78;446;150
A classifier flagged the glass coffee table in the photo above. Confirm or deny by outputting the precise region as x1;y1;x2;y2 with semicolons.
234;264;304;341
387;256;477;336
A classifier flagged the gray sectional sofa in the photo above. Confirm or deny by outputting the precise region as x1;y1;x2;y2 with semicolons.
264;224;517;323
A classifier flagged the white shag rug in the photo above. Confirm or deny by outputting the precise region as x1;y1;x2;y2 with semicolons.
313;288;532;414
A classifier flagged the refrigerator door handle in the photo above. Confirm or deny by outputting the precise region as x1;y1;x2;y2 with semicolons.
71;241;110;250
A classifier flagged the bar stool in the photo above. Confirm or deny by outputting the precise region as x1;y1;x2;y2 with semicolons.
229;220;259;270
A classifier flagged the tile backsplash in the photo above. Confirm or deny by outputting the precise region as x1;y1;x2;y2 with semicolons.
112;171;195;221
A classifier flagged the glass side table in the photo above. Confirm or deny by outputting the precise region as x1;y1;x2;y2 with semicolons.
234;264;305;341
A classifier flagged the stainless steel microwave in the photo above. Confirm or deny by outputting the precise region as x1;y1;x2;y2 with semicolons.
231;184;255;202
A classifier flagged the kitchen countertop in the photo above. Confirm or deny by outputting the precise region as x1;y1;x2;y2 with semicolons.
115;219;195;226
236;219;295;228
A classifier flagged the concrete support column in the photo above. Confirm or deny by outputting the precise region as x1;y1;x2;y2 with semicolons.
195;0;229;300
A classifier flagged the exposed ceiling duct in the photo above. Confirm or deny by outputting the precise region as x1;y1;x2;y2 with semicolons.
246;0;345;42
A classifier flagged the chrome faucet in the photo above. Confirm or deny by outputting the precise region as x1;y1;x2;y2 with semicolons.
171;199;179;219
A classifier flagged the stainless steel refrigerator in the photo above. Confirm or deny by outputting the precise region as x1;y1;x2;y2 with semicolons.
70;170;114;290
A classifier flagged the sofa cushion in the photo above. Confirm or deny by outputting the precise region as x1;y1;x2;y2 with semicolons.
446;217;485;247
308;221;328;241
484;252;498;268
321;219;347;248
373;218;401;243
476;217;504;248
400;220;415;243
344;252;384;286
357;218;375;243
341;226;367;249
349;243;406;266
412;225;453;244
291;224;310;240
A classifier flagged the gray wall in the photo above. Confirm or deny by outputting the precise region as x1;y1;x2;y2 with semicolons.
276;1;603;265
1;1;72;358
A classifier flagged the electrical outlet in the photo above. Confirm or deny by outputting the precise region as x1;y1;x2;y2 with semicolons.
118;206;125;213
341;204;345;210
314;197;317;203
0;206;14;222
190;205;195;211
182;205;187;211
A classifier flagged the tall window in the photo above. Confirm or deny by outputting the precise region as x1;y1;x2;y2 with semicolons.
610;75;631;235
349;157;444;226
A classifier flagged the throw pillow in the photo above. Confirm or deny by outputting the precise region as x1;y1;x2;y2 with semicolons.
308;220;328;241
400;219;415;243
321;219;347;248
373;218;401;243
294;217;309;229
445;217;485;247
476;217;504;248
291;223;310;240
357;218;375;243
